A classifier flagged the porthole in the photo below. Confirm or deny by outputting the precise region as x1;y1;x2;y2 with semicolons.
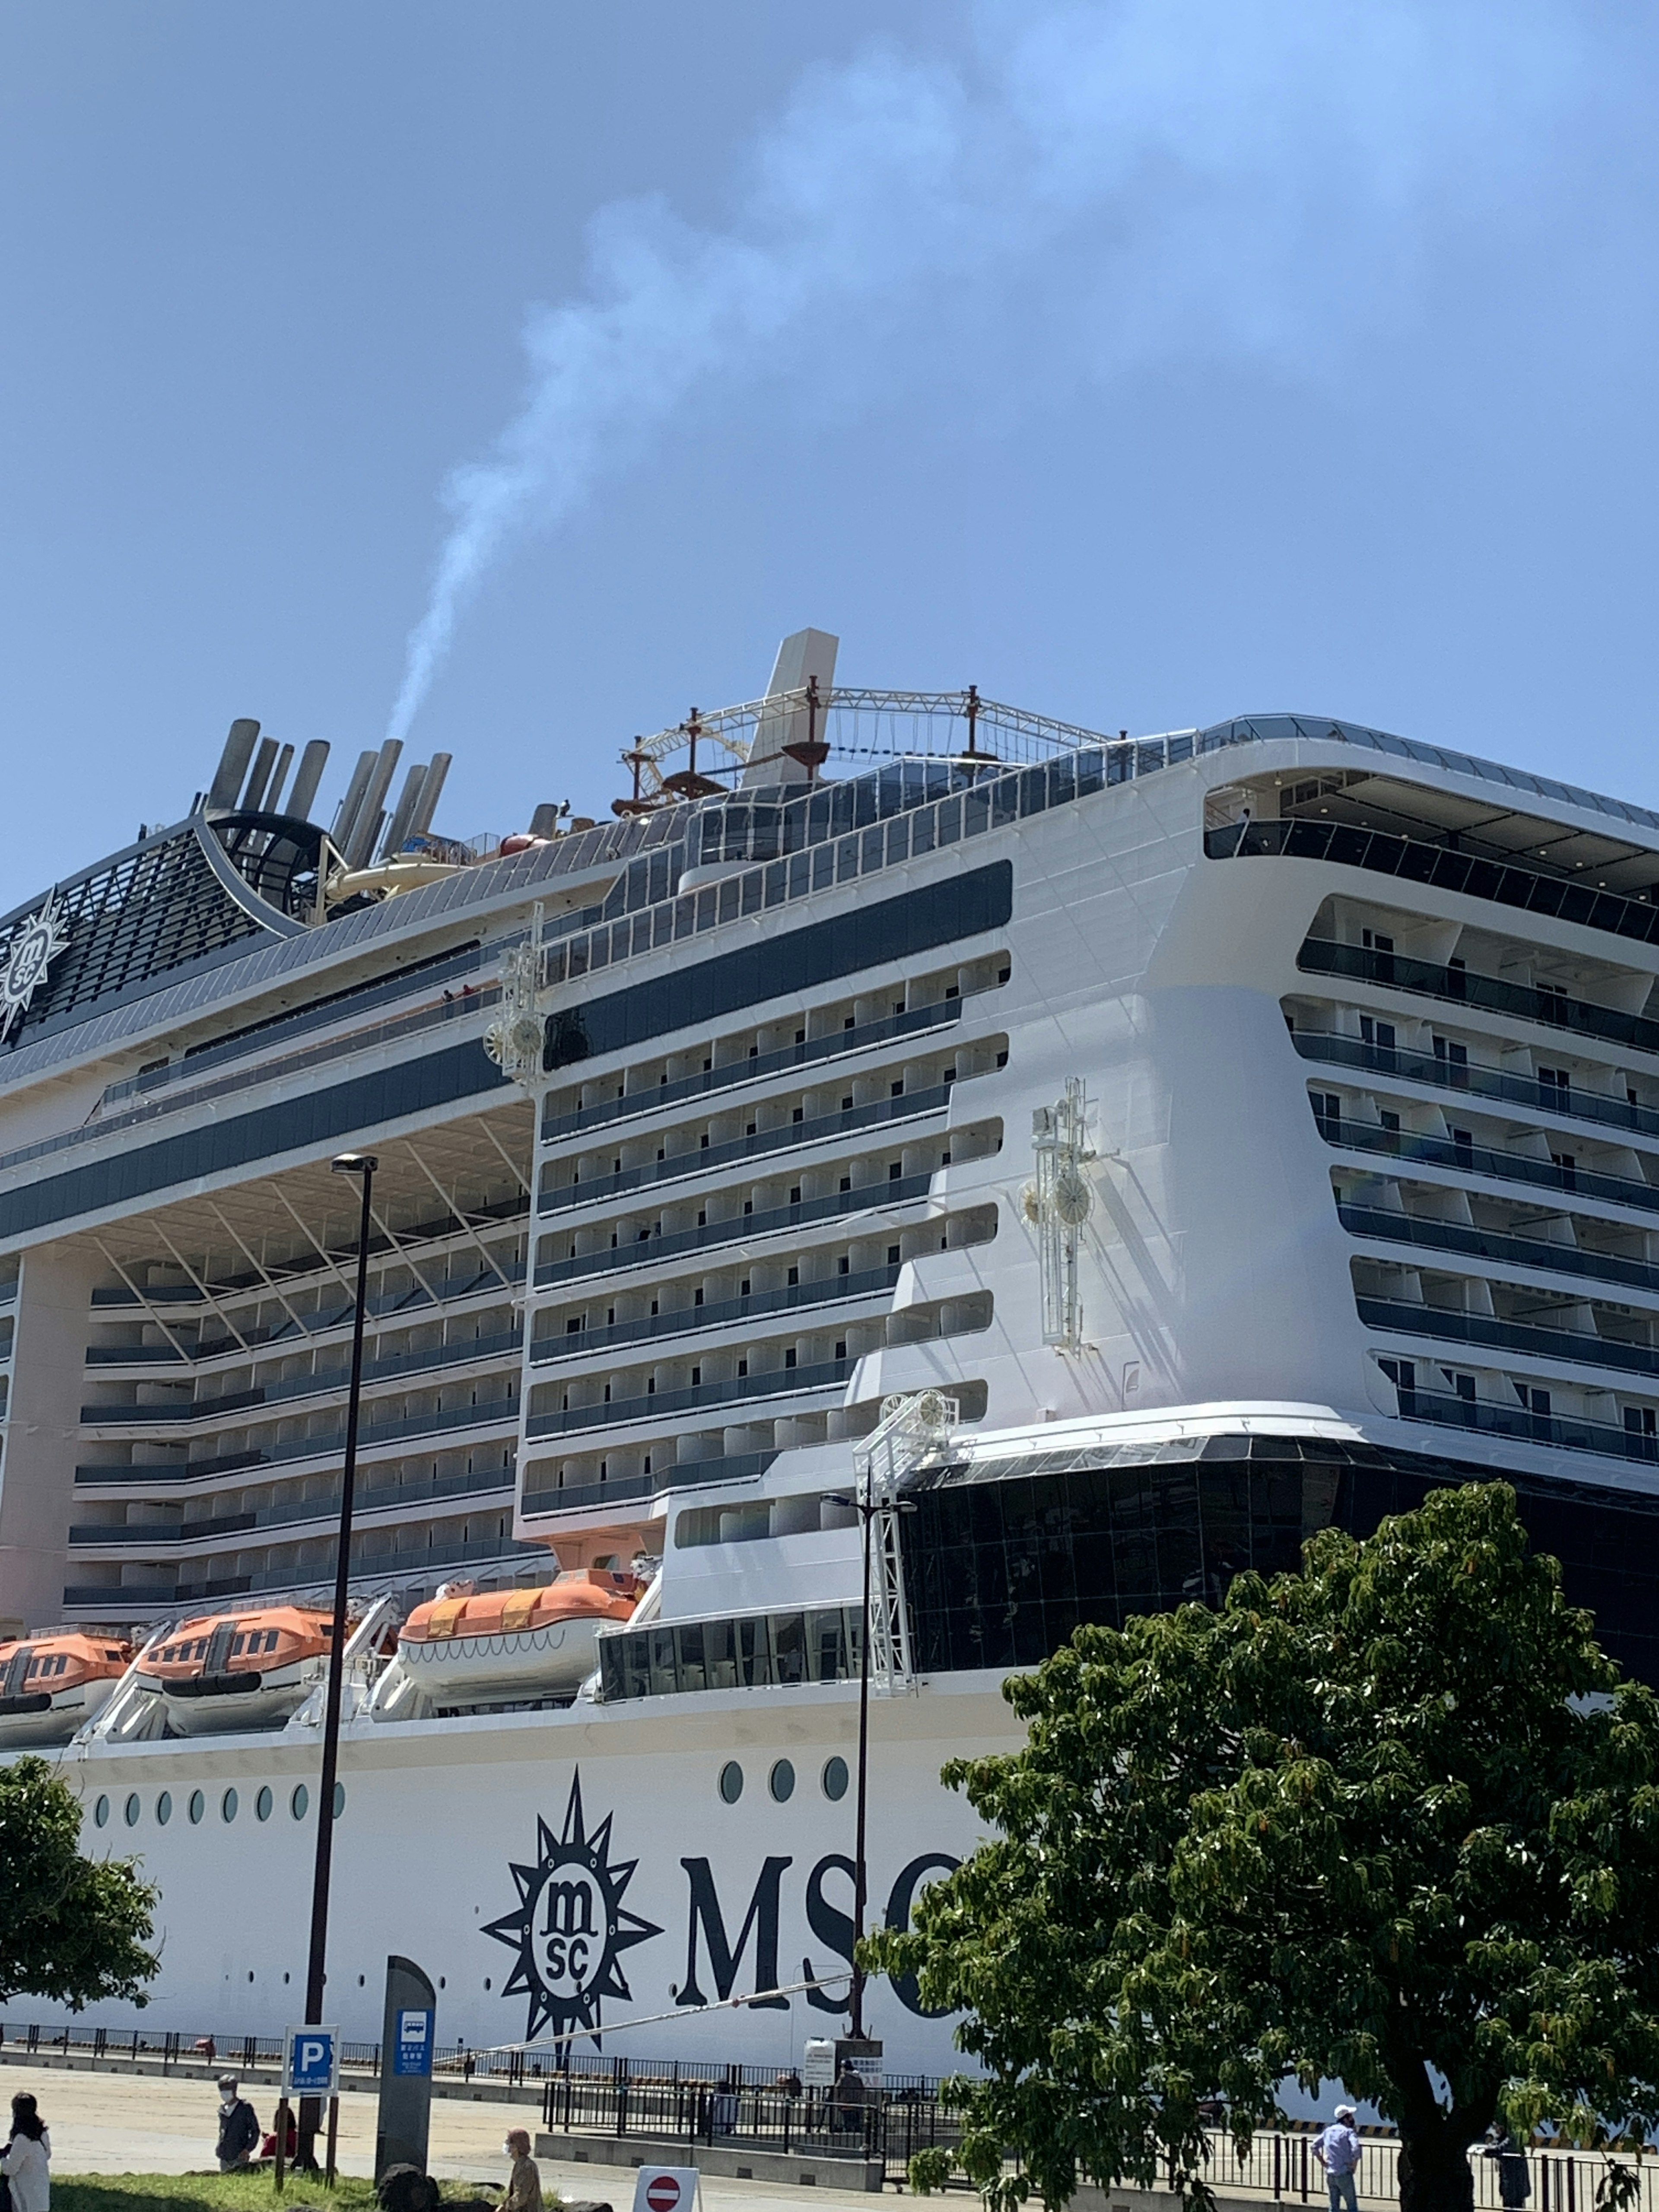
718;1761;744;1805
256;1787;273;1822
93;1795;109;1829
221;1787;238;1824
769;1759;795;1804
156;1792;172;1827
332;1782;346;1820
123;1793;140;1828
822;1756;849;1802
188;1790;205;1825
291;1784;309;1821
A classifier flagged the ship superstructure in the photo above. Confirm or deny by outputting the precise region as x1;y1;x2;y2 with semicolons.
0;630;1656;2069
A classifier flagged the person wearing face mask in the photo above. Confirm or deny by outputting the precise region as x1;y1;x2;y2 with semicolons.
1;2093;50;2212
499;2130;542;2212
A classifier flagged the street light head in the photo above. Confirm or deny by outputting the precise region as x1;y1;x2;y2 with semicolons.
331;1153;379;1177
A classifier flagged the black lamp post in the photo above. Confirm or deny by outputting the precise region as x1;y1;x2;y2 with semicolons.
827;1478;915;2040
297;1150;378;2164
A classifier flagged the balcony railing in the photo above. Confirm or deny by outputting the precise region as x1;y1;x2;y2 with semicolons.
74;1394;519;1487
541;995;969;1142
527;1357;852;1441
1299;937;1659;1058
82;1328;521;1427
1294;1029;1659;1145
1382;1381;1659;1470
520;1450;778;1517
534;1170;937;1288
538;1085;951;1217
1314;1105;1659;1218
1357;1295;1659;1380
67;1465;516;1550
532;1263;900;1365
1338;1202;1659;1302
1211;816;1659;953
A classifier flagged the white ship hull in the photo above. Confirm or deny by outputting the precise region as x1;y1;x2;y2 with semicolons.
49;1671;1019;2077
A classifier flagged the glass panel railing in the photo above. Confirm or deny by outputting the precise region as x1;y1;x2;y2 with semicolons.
1298;938;1659;1058
527;1357;851;1442
520;1450;777;1518
1315;1105;1659;1217
1381;1382;1659;1469
1295;1030;1659;1144
82;1327;521;1426
1357;1294;1659;1379
1339;1202;1659;1301
531;1263;899;1365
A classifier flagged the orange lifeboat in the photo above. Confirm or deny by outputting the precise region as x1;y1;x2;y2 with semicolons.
0;1633;132;1747
394;1570;639;1706
135;1605;336;1735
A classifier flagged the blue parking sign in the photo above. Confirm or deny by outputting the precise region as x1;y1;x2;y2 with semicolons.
394;2009;432;2079
284;2025;340;2095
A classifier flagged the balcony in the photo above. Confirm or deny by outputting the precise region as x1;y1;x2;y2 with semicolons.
1338;1203;1659;1302
74;1394;519;1486
1211;817;1659;955
62;1532;551;1613
520;1450;776;1518
534;1170;937;1289
1356;1295;1659;1381
541;995;969;1142
1314;1106;1659;1219
82;1328;521;1426
1379;1380;1659;1471
1294;1030;1659;1145
1298;938;1659;1059
531;1263;899;1365
526;1357;852;1442
85;1263;524;1360
67;1465;516;1548
539;1084;952;1217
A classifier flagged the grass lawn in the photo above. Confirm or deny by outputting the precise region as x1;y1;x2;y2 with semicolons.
53;2177;504;2212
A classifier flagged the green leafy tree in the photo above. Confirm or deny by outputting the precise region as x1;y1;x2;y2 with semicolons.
869;1484;1659;2212
0;1756;157;2006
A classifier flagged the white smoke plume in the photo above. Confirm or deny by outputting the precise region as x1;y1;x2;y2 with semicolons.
386;0;1590;744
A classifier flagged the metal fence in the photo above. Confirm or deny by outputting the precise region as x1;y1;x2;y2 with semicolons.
538;2072;956;2179
1202;2130;1656;2212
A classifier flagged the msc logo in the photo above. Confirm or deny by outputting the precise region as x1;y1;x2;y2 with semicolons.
484;1770;660;2042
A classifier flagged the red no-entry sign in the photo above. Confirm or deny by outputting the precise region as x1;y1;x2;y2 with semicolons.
647;2177;681;2212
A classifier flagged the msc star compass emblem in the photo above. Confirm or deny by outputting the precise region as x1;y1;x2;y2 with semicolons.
0;890;70;1041
483;1770;660;2045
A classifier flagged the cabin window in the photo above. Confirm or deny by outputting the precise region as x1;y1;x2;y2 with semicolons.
256;1788;273;1822
93;1796;109;1828
232;1635;246;1656
188;1791;205;1824
221;1788;238;1823
291;1784;309;1821
332;1783;346;1820
156;1792;172;1826
123;1794;140;1827
718;1761;744;1805
822;1756;849;1802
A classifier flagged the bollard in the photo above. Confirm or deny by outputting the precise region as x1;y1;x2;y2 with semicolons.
274;2098;291;2195
325;2095;339;2187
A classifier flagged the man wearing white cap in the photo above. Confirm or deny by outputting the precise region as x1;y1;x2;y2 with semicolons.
1313;2106;1363;2212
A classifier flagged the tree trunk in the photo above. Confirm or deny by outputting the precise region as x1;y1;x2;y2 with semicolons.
1398;2130;1476;2212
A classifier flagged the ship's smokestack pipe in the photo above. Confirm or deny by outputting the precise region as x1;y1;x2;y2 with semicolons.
287;741;331;824
207;718;261;813
343;739;403;869
409;752;451;838
378;763;427;861
331;750;378;854
240;736;279;813
266;742;295;815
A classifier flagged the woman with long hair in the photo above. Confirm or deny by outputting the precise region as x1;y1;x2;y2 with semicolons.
1;2093;49;2212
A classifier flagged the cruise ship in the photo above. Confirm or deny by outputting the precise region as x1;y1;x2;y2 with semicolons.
0;627;1656;2075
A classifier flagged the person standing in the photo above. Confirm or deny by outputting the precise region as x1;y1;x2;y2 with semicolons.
214;2075;260;2172
1;2093;50;2212
1313;2105;1363;2212
499;2129;542;2212
1483;2128;1532;2209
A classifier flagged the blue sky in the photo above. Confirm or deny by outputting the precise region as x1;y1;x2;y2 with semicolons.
2;0;1657;891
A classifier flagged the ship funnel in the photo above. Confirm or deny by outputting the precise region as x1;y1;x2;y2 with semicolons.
342;740;403;868
207;718;261;812
378;762;428;861
742;629;839;789
409;753;450;838
239;735;279;812
331;750;378;855
265;742;294;814
287;741;331;824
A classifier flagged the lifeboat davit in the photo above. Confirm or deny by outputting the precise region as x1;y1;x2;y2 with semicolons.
136;1606;335;1736
395;1571;639;1707
0;1633;133;1747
